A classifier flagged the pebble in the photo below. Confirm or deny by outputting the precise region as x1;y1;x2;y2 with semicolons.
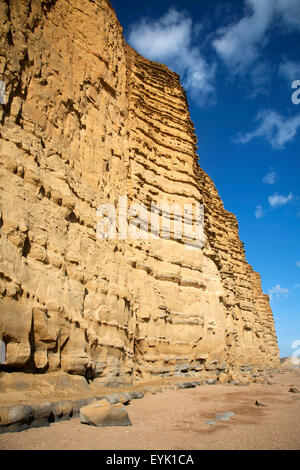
255;400;267;407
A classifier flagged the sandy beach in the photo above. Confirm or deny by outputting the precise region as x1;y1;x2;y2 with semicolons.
0;369;299;450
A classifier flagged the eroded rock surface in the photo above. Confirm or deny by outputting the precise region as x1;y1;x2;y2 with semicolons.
0;0;279;391
80;399;131;427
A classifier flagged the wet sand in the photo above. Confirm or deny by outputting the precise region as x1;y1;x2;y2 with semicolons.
0;369;299;450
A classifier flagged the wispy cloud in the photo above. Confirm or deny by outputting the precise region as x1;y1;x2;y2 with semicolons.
268;284;289;301
294;283;300;288
128;8;216;106
234;110;300;149
255;190;294;218
296;261;300;268
268;192;293;208
213;0;300;74
255;205;265;219
263;170;277;185
279;59;300;82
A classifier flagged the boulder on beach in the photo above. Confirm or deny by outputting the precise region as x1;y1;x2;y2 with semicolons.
80;399;132;427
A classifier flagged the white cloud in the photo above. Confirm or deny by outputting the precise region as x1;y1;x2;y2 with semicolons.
213;0;272;72
268;284;289;300
296;261;300;267
276;0;300;30
128;8;216;106
235;110;300;149
129;8;192;60
213;0;300;74
255;205;265;218
294;283;300;288
255;189;293;218
279;60;300;82
263;170;277;185
268;192;293;208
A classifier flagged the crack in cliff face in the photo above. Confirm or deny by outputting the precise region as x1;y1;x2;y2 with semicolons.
0;0;280;387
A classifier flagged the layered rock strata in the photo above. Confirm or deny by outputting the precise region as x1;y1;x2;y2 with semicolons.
0;0;280;389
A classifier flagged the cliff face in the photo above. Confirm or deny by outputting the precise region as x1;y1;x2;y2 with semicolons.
0;0;279;387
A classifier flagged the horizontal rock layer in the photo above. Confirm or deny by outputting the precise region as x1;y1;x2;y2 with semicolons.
0;0;279;388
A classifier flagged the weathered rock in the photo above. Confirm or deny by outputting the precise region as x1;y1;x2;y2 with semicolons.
31;402;53;428
80;399;131;427
218;373;230;384
0;371;90;409
51;400;73;421
71;397;97;418
206;379;217;385
103;394;120;405
192;381;203;386
253;376;267;384
235;380;250;387
0;0;279;390
0;404;33;433
129;391;144;400
288;387;299;393
104;392;131;405
176;382;196;390
255;400;267;407
117;393;132;405
230;371;250;386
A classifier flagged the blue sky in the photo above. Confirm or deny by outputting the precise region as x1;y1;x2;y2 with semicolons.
110;0;300;357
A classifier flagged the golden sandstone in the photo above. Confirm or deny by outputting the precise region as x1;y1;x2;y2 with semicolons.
0;0;279;398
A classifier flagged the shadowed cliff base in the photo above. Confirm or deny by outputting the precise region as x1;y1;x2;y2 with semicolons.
0;369;299;450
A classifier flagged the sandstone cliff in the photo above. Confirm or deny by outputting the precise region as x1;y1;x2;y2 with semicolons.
0;0;280;389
